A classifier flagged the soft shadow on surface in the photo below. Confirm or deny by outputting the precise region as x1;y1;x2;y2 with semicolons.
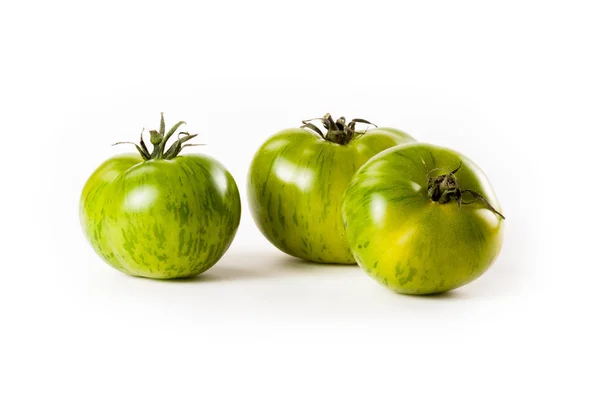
403;289;471;301
152;250;347;284
278;254;358;270
200;265;277;282
155;250;361;284
154;273;231;284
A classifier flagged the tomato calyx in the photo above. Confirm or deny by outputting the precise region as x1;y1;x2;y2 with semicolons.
427;162;506;220
301;113;377;145
113;113;203;160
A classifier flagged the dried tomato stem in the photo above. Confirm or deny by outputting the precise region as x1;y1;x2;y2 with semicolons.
301;113;377;145
427;163;505;219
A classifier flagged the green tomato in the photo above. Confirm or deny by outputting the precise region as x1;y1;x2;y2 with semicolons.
342;143;504;294
80;115;241;279
247;114;415;264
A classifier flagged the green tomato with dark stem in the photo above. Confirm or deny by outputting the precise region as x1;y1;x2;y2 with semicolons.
342;143;505;294
247;113;415;264
80;114;241;279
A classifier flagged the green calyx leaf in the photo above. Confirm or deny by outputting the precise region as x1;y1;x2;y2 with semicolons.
149;130;163;146
113;113;203;160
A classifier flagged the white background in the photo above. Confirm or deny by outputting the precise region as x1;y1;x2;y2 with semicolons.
1;1;598;399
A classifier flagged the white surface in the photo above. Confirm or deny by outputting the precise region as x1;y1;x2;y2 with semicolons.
1;1;598;399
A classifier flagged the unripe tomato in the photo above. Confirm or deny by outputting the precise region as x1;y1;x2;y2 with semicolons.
248;114;415;264
80;114;241;279
342;143;504;294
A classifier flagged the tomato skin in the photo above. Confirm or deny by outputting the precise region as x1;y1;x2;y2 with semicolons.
80;153;241;279
247;127;415;264
342;143;504;294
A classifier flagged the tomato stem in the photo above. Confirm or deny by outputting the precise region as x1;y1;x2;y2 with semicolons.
301;113;377;145
427;162;505;219
113;113;203;160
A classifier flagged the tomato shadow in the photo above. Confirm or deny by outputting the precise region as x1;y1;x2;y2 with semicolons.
402;289;471;300
156;249;312;283
200;264;277;282
278;254;358;270
142;249;360;284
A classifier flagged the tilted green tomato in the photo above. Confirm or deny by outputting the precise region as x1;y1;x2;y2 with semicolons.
342;143;504;294
247;114;415;264
80;115;241;279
